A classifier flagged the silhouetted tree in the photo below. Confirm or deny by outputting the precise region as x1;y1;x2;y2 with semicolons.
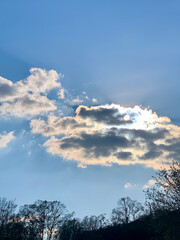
111;197;144;225
19;200;73;240
80;214;109;231
58;218;82;240
145;161;180;212
0;198;17;237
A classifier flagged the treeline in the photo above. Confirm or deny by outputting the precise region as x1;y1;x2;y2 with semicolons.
78;209;180;240
0;161;179;240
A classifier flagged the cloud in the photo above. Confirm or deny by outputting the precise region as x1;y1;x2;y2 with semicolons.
76;105;133;125
30;104;180;169
114;151;132;160
30;115;88;136
0;131;15;148
72;97;83;105
124;182;138;189
0;95;57;117
92;98;97;103
124;183;132;189
85;96;89;100
0;68;61;117
148;179;156;185
58;88;65;99
143;179;156;189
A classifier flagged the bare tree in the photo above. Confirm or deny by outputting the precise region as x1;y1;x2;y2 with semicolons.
0;198;17;237
111;197;144;225
0;198;17;225
58;218;82;240
81;214;109;231
145;161;180;212
19;200;73;240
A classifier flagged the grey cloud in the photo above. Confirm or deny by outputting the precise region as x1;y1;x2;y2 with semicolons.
30;116;89;137
60;131;130;158
140;150;162;160
20;96;50;109
159;138;180;162
55;118;86;129
77;106;133;125
59;128;166;160
0;95;57;117
166;152;180;162
0;83;15;97
114;151;132;160
160;139;180;152
120;128;168;141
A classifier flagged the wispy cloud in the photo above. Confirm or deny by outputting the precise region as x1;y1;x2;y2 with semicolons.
72;97;84;105
30;104;180;169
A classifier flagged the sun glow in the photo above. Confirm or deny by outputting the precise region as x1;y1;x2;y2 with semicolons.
124;114;130;121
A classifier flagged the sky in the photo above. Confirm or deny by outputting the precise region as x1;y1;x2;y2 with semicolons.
0;0;180;218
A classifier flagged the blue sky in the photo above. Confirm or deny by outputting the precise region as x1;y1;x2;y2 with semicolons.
0;0;180;218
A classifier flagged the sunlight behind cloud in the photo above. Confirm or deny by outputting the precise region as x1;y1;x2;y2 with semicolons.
30;104;180;169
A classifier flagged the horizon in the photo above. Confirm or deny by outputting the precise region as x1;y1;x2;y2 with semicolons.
0;0;180;219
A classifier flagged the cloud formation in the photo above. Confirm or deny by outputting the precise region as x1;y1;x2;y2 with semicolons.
30;104;180;169
0;68;62;117
0;131;15;148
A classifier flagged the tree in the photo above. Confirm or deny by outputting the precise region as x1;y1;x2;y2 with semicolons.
145;161;180;212
0;221;36;240
58;218;82;240
0;198;17;237
81;214;109;231
0;198;17;225
111;197;144;225
19;200;73;240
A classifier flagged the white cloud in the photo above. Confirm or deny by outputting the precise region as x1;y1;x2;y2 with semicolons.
25;68;60;93
58;88;65;99
72;97;83;104
148;179;156;186
85;96;89;100
143;179;156;189
0;132;15;148
30;104;180;168
92;98;97;103
0;68;61;117
124;183;132;189
0;95;57;117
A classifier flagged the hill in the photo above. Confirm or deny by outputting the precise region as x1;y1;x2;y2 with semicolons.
76;209;180;240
